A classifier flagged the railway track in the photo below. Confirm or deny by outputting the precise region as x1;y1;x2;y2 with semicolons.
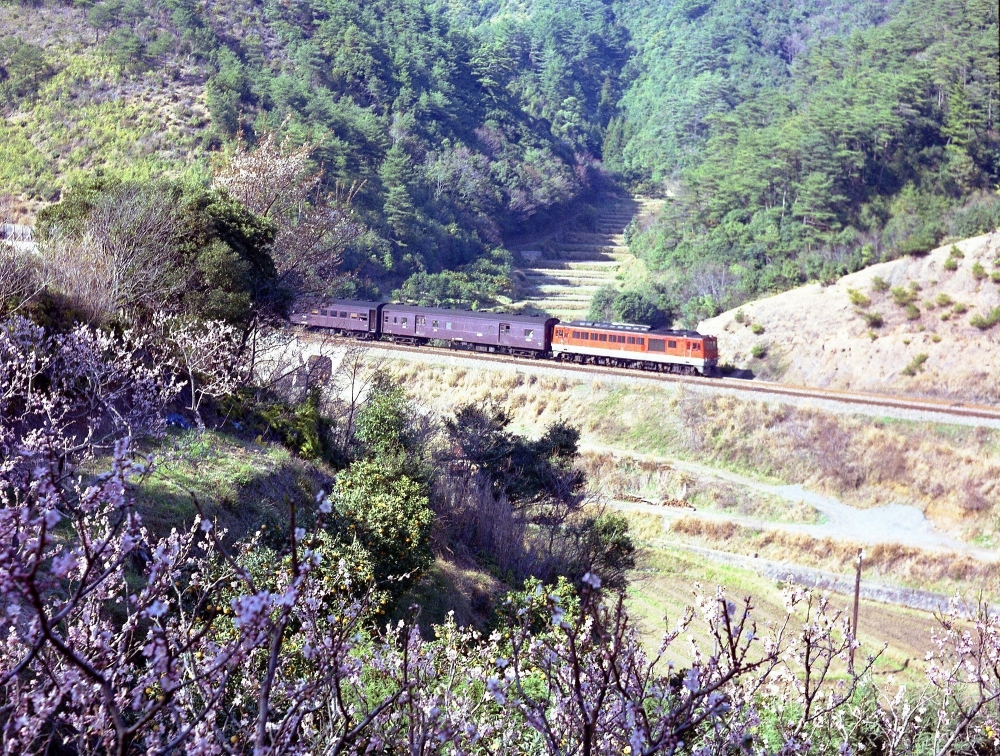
295;330;1000;426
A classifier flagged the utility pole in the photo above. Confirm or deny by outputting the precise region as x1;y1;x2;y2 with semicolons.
850;548;862;672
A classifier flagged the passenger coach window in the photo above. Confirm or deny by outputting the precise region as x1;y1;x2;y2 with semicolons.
638;338;645;345
340;311;347;318
694;343;701;350
417;316;425;325
599;334;607;341
668;340;677;348
401;317;408;326
446;322;452;330
432;320;439;328
627;336;635;344
572;331;580;338
524;329;534;338
351;313;358;319
581;332;589;340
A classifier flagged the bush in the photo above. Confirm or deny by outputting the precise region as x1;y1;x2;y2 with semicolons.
969;307;1000;330
901;353;929;376
971;262;987;280
904;303;920;320
750;323;765;335
953;302;968;314
332;458;433;590
943;257;958;271
935;293;954;307
847;289;870;307
891;286;917;306
751;344;766;359
870;276;890;292
949;244;965;259
862;311;884;328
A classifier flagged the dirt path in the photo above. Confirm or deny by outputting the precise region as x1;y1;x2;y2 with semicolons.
585;443;996;559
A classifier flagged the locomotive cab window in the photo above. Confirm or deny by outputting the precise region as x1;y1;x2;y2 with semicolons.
668;340;677;349
693;343;701;351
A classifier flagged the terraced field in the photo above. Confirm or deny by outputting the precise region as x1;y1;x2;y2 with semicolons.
511;196;663;321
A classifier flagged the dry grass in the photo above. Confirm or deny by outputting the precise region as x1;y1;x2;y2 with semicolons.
667;516;1000;595
676;393;1000;537
391;358;1000;542
580;451;822;523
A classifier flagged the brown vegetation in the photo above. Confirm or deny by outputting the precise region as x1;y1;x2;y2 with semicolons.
668;516;999;592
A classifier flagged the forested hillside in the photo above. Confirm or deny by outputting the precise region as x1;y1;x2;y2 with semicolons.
0;0;626;299
1;0;997;315
610;0;1000;322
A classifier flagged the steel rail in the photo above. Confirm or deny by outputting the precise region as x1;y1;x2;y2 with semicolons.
295;330;1000;423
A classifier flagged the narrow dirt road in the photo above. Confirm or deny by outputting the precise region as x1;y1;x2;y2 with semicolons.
586;443;996;560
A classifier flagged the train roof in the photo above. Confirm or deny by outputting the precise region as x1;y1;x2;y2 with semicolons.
382;303;556;324
321;299;386;310
566;320;707;337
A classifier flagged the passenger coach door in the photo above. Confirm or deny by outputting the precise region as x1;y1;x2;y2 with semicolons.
368;309;377;332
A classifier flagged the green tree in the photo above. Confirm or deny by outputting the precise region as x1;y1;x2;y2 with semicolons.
87;1;122;42
380;143;417;242
331;459;432;589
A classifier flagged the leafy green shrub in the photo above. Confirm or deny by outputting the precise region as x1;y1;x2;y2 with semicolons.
750;344;766;359
750;323;765;335
935;293;954;307
862;311;883;328
891;286;917;306
901;353;929;376
949;245;965;259
931;334;942;342
972;262;987;280
734;309;746;324
847;289;870;307
943;257;958;271
904;303;920;320
953;303;968;314
870;276;890;293
331;459;432;591
969;307;1000;331
991;272;1000;283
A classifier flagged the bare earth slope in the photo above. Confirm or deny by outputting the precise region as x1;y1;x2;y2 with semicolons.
699;233;1000;402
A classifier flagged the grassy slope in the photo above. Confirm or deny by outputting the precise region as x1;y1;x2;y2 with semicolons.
0;5;214;214
381;357;1000;589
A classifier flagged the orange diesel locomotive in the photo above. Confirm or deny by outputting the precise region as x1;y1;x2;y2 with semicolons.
551;321;718;375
